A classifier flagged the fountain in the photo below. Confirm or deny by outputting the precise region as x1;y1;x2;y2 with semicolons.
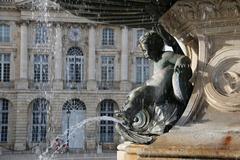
30;0;240;159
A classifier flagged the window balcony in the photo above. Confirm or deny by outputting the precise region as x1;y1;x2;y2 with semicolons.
97;81;120;90
0;81;14;89
0;0;14;4
132;82;145;89
28;80;52;90
63;81;87;90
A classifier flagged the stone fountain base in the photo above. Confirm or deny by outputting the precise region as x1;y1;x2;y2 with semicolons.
117;107;240;159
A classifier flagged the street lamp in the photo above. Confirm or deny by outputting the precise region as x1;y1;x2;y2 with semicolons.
66;108;71;150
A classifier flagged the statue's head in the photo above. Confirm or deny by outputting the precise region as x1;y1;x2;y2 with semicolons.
139;31;164;62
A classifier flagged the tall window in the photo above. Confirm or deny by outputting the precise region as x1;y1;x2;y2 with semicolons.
101;56;114;82
32;98;48;143
100;100;114;143
0;99;8;142
0;54;10;82
34;54;48;82
136;29;144;46
102;28;114;46
35;25;48;44
136;57;149;84
66;47;84;82
0;24;10;43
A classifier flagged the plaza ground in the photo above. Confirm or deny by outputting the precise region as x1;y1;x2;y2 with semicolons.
0;151;117;160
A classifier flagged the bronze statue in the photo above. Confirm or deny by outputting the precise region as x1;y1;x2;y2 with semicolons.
116;31;193;144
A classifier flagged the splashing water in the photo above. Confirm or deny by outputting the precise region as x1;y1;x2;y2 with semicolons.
39;116;123;160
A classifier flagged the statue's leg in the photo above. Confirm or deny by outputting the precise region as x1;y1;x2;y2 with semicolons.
150;103;179;134
115;123;153;144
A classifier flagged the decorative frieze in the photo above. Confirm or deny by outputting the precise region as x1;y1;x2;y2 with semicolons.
160;0;240;38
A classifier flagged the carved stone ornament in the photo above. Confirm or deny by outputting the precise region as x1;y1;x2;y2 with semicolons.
68;27;81;42
160;0;240;38
204;48;240;112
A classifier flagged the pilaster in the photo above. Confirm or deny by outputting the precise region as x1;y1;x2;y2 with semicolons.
87;24;97;91
53;23;63;90
16;22;28;89
120;26;131;91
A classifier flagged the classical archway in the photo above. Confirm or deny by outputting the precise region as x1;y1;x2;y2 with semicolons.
29;98;49;143
62;98;86;149
0;98;10;143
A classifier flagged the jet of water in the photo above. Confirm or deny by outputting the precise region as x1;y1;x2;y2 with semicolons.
39;116;123;160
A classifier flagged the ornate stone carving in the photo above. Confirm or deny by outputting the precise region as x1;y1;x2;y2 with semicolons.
160;0;240;37
223;71;240;94
217;71;240;95
204;48;240;112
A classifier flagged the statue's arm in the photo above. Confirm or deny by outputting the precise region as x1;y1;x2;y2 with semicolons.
157;24;184;55
172;56;193;106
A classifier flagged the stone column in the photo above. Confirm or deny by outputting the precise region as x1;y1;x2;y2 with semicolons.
87;25;97;90
120;26;131;91
53;24;63;90
16;22;28;89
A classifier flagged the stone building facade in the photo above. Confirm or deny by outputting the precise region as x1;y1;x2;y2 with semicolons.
0;0;153;151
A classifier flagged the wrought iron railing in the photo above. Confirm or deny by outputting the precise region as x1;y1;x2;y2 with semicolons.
28;80;52;90
0;0;14;4
97;81;120;90
132;82;145;89
63;81;87;90
0;81;14;89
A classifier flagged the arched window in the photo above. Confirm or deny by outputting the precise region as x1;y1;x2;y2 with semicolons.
102;28;114;46
99;100;115;143
63;99;86;111
66;47;84;83
0;99;9;142
31;98;48;143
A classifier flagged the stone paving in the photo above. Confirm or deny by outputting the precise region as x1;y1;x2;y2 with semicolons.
0;152;117;160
